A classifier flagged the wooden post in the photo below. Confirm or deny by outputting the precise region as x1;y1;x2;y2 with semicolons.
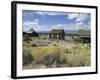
50;33;51;39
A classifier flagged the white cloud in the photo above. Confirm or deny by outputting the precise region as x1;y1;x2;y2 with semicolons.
67;13;89;22
23;11;34;16
34;19;39;22
23;11;67;17
23;19;50;32
35;25;50;31
35;11;66;16
51;24;64;29
67;13;79;19
76;14;89;22
35;11;45;16
23;21;90;32
51;24;77;30
23;20;40;32
51;21;90;31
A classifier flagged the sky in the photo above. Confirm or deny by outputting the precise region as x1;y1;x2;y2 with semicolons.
22;10;91;32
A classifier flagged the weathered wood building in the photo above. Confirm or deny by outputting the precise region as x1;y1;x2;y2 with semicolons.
77;30;91;43
49;29;65;40
23;31;39;37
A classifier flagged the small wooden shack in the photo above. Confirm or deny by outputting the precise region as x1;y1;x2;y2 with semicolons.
23;31;39;37
77;30;91;43
81;36;90;43
49;29;65;40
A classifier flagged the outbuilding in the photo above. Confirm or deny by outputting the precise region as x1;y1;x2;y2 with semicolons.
49;29;65;40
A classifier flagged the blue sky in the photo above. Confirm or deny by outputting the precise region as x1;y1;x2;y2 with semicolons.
22;10;91;32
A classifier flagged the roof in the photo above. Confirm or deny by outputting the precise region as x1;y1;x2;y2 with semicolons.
50;29;65;34
76;30;90;37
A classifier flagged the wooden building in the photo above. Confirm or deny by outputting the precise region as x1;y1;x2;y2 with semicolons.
77;30;91;43
23;31;39;37
81;36;90;43
49;29;65;40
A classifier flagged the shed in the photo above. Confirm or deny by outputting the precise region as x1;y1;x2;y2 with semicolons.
23;31;39;37
77;30;91;43
49;29;65;40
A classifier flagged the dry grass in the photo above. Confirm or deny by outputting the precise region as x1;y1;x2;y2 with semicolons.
23;36;91;69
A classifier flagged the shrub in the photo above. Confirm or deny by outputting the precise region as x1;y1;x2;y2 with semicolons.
83;46;91;66
31;42;37;47
43;53;55;67
71;45;82;54
42;37;47;39
43;52;60;67
41;36;48;40
23;48;34;66
23;36;32;42
59;52;68;64
25;44;91;68
30;61;46;69
66;45;91;67
74;37;84;43
23;42;30;47
25;41;30;44
63;48;71;54
42;49;68;67
53;43;58;46
67;53;85;67
38;42;48;46
31;47;49;59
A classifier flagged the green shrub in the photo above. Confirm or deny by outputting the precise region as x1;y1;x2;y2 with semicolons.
67;53;85;67
40;36;48;40
38;42;48;46
42;51;68;67
31;42;37;47
53;43;58;46
31;61;46;69
63;48;71;54
23;43;91;68
25;41;30;44
23;48;34;66
23;42;30;47
74;37;84;43
43;52;60;67
23;36;32;42
42;37;47;39
66;45;91;67
55;52;68;67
